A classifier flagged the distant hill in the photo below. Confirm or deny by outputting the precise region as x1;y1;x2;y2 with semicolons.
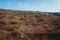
49;12;60;17
0;9;60;40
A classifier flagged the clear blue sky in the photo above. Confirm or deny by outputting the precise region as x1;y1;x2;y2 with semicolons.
0;0;60;12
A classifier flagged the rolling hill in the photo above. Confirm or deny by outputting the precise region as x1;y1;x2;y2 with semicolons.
0;9;60;40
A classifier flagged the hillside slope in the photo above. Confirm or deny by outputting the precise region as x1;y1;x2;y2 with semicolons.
0;9;60;40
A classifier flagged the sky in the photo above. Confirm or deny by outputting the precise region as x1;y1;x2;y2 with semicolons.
0;0;60;12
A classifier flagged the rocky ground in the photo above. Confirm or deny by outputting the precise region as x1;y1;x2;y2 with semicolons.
0;9;60;40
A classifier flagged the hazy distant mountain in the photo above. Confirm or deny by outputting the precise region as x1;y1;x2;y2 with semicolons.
0;9;60;40
49;12;60;17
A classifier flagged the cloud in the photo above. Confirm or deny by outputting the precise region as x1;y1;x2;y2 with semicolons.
40;0;60;12
1;0;60;12
52;0;60;12
17;2;29;10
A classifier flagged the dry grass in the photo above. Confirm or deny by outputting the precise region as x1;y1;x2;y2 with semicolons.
0;9;60;40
